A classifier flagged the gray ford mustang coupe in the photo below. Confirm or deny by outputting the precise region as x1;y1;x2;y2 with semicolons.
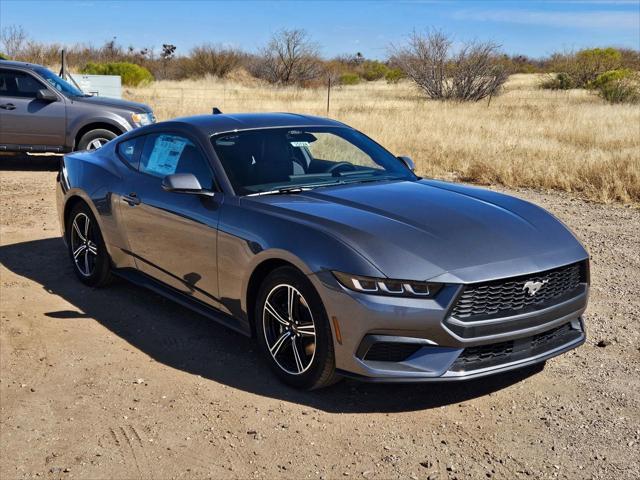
56;113;589;389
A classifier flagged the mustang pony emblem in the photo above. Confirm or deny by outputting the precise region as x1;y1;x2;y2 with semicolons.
523;280;549;296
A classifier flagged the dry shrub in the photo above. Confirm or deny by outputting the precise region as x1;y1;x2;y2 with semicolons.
392;31;508;101
591;70;640;104
225;67;262;86
542;48;625;90
179;45;246;79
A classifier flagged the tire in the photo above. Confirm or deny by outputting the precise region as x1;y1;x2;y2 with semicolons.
76;129;118;151
66;202;113;287
255;266;339;390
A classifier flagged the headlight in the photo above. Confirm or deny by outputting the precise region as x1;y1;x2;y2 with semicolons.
332;271;442;298
131;112;156;126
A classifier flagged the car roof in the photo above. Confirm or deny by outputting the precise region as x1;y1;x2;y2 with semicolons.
0;60;44;70
167;112;348;136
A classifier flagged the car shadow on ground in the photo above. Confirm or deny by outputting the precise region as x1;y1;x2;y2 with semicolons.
0;154;61;171
0;237;543;414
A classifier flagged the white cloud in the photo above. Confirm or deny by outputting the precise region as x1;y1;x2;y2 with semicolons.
453;8;639;30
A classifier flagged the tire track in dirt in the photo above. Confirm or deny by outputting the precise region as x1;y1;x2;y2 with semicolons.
99;425;156;480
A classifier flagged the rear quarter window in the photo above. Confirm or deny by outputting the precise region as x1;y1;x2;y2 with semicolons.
117;137;141;170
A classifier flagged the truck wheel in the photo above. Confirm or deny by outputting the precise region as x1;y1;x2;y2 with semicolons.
77;129;118;151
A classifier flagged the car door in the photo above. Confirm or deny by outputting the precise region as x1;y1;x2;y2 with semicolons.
0;68;66;149
119;131;222;306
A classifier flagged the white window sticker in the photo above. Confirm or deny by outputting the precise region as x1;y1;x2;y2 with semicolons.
290;141;310;148
146;135;187;176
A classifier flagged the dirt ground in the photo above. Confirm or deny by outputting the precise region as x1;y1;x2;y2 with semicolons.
1;158;639;480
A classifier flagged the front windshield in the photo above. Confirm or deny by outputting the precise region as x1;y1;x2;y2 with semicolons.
212;127;415;195
34;67;86;97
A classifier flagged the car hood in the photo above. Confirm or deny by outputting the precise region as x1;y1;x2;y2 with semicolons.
71;95;151;113
249;179;588;283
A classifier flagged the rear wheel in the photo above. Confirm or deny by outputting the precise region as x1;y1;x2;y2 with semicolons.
255;266;339;390
77;129;117;151
66;202;112;287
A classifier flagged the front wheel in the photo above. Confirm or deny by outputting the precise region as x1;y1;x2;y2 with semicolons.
66;202;112;287
255;266;339;390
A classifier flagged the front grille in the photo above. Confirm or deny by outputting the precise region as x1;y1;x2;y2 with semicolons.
450;322;582;372
531;323;573;351
450;262;584;322
363;342;422;362
453;339;514;366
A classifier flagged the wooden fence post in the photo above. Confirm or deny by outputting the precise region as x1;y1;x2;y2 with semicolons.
326;77;331;115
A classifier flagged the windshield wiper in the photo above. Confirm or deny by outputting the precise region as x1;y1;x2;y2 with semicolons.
247;181;346;196
342;176;402;185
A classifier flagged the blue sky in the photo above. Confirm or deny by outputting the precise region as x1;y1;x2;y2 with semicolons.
1;0;639;59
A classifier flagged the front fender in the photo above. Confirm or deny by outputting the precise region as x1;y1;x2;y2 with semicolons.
67;112;131;147
216;198;385;325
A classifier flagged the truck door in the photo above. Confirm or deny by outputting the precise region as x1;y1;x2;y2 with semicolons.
0;68;66;150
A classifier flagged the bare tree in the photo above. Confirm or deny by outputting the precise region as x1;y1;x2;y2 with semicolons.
159;43;177;79
1;25;28;58
254;29;322;85
392;31;508;101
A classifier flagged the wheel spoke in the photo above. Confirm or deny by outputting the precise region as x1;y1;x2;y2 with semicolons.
270;330;291;357
265;301;289;326
84;249;90;274
291;337;304;373
83;216;90;239
72;219;85;241
87;242;98;256
287;285;295;320
73;244;86;259
297;323;316;337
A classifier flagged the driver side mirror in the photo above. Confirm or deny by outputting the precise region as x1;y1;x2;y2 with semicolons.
162;173;214;197
36;89;58;102
398;156;415;172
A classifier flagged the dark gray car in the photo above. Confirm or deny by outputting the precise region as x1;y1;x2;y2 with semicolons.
0;60;155;153
56;113;589;389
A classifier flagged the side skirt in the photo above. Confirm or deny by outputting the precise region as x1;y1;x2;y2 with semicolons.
113;268;251;337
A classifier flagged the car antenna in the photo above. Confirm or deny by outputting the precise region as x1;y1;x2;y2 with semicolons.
212;107;223;115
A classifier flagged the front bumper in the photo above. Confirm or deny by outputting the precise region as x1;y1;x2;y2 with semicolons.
309;270;587;382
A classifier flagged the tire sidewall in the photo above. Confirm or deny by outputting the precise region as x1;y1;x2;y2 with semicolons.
66;202;111;287
255;266;335;389
77;129;117;151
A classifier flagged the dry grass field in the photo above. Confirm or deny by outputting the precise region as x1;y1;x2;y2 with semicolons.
3;77;640;480
126;74;640;204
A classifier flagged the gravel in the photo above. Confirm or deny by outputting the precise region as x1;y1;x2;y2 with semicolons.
1;168;638;479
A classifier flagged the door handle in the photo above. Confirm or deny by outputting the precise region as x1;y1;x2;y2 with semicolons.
122;192;140;206
0;103;16;110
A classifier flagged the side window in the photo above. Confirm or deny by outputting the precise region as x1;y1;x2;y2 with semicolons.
0;70;10;96
117;137;141;170
140;133;214;189
0;69;46;98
